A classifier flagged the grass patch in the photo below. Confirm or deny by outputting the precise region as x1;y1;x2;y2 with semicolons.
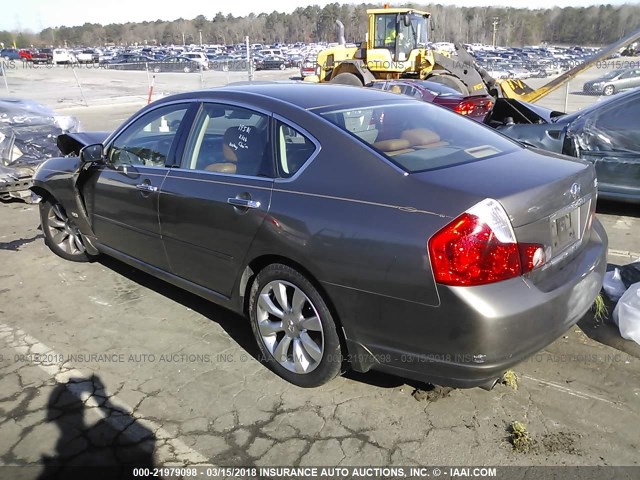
501;370;519;390
509;421;531;453
592;293;608;323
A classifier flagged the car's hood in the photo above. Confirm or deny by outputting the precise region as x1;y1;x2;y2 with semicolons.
57;131;110;156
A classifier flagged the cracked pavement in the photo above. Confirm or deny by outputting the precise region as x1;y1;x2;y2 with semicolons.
1;195;640;474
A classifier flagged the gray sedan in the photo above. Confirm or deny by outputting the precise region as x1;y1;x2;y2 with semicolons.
583;67;640;95
30;83;607;389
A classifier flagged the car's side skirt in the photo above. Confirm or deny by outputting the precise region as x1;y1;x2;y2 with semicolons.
95;242;241;314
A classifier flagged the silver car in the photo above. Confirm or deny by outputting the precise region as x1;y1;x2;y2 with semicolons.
583;67;640;95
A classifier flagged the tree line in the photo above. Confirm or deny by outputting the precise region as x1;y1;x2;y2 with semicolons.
1;3;640;49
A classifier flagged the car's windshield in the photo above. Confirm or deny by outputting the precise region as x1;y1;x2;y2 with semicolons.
318;102;519;173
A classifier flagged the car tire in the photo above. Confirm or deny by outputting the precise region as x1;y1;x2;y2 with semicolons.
330;72;363;86
279;63;285;70
222;64;229;72
603;85;615;96
249;263;343;387
183;66;191;73
40;198;96;263
153;66;161;73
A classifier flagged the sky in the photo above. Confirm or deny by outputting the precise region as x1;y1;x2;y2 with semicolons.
2;0;634;32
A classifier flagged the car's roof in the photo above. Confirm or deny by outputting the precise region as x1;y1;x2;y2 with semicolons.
201;82;416;110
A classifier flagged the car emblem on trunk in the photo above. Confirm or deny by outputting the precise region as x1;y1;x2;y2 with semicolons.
570;183;580;200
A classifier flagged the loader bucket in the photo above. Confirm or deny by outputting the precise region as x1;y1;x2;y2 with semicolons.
497;79;536;99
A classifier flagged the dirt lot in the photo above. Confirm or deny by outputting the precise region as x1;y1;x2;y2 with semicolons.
1;62;640;474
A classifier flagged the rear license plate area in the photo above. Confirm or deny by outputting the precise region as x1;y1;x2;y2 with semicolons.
550;206;581;254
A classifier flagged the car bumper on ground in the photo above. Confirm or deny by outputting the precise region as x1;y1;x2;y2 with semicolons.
332;219;608;389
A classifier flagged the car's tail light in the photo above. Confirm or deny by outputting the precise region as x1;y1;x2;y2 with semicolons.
454;100;477;116
454;99;493;116
428;199;545;286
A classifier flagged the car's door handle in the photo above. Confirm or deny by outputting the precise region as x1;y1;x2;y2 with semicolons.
135;183;158;193
227;197;261;209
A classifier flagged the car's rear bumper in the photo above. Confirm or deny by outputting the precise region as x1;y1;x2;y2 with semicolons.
330;219;608;388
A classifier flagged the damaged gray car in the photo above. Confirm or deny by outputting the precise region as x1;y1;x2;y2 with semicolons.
489;88;640;204
0;99;79;202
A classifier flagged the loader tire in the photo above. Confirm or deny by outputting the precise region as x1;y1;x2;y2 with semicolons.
330;72;363;86
428;74;469;95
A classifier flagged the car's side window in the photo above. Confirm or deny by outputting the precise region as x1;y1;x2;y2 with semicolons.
182;103;271;177
109;104;188;168
276;121;317;178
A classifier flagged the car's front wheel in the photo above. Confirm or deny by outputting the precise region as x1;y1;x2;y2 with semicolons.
249;264;342;387
603;84;615;96
40;199;95;262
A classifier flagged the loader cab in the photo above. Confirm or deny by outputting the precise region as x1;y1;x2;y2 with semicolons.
370;9;430;63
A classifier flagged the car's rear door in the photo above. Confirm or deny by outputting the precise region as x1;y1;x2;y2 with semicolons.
159;102;274;298
83;102;194;270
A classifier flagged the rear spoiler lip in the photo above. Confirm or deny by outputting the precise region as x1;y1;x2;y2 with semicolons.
57;131;110;156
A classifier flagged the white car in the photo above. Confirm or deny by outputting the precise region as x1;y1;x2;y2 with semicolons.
52;49;77;65
183;52;209;70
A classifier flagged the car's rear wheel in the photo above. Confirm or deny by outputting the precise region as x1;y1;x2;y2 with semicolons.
249;264;342;387
40;199;95;262
183;66;192;73
603;84;615;96
279;63;286;70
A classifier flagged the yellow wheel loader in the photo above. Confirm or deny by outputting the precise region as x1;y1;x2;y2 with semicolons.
305;6;640;104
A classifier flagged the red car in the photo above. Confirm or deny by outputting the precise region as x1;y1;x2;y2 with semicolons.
368;79;494;122
18;49;33;60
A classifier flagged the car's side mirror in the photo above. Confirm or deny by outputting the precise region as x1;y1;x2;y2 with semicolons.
79;143;104;163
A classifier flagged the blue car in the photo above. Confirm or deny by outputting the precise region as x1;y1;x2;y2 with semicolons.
1;48;21;60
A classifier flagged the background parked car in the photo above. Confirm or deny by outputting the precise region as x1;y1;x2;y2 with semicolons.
182;52;209;70
0;48;21;61
300;56;316;78
76;49;100;64
105;55;156;71
52;49;77;65
150;56;202;73
18;49;33;61
31;48;53;64
368;79;494;122
583;67;640;95
256;55;289;70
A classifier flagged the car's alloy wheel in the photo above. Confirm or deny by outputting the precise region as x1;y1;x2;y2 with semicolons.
249;264;342;387
153;66;161;73
41;199;94;262
603;85;615;96
279;63;285;70
184;66;191;73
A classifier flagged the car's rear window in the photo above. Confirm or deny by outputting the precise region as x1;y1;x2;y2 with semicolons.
318;102;519;172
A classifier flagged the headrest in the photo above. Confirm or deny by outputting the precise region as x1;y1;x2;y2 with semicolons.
401;128;441;146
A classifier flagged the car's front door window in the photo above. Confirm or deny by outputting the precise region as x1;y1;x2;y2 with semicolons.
109;104;189;168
